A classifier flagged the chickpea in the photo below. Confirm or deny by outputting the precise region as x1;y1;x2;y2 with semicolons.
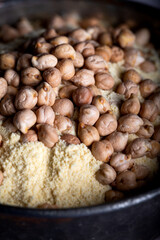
71;69;95;87
15;87;38;110
147;140;160;158
7;86;18;96
72;87;93;106
118;114;143;133
54;115;72;133
95;113;118;136
21;130;38;143
96;163;116;185
121;95;140;115
106;131;128;152
153;125;160;142
0;24;19;42
88;85;101;97
95;46;112;62
110;46;124;63
110;153;131;172
36;105;55;125
80;17;101;28
16;54;32;71
0;53;16;70
124;48;144;67
37;82;55;107
136;28;150;46
74;41;95;58
116;80;139;99
69;28;91;43
117;29;135;48
52;43;76;60
95;72;114;90
4;69;20;87
123;69;141;84
85;55;107;72
149;92;160;114
139;100;158;122
79;104;100;125
43;28;57;40
37;124;58;148
21;67;42;86
87;26;103;41
43;68;61;88
31;54;57;71
78;123;100;146
3;118;17;133
73;52;84;68
140;60;156;73
126;138;151;158
35;42;52;54
17;17;33;35
98;32;113;47
61;134;80;145
0;170;3;186
137;118;154;138
105;190;124;202
115;171;137;191
13;109;36;134
140;79;157;98
92;95;110;114
0;77;7;100
59;85;77;99
131;164;149;180
56;59;75;81
48;15;65;30
0;95;16;116
52;98;74;118
91;140;113;162
50;36;69;47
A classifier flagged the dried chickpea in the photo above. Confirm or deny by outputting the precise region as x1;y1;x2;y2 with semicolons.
95;72;114;90
74;41;95;58
118;114;143;133
98;32;113;47
21;67;42;86
17;17;33;35
115;171;137;191
95;113;118;136
15;87;38;110
106;131;128;152
95;45;112;62
123;69;141;84
126;138;151;158
0;53;16;70
105;190;124;202
153;125;160;142
7;86;18;96
36;105;55;125
78;123;100;146
0;170;3;186
50;36;69;47
91;140;113;162
72;87;93;106
43;28;57;40
43;68;61;88
31;54;57;71
4;69;20;87
54;115;72;133
121;95;140;115
96;163;116;185
110;46;124;63
69;28;91;43
137;118;154;138
52;43;76;60
35;42;52;54
139;79;157;98
52;98;74;118
110;153;132;172
59;85;77;99
73;52;84;68
56;59;75;81
124;48;144;67
131;164;149;180
0;95;16;116
85;55;107;71
37;124;58;148
116;80;139;99
21;130;38;143
139;100;158;122
16;54;32;71
71;69;95;87
3;118;17;133
87;26;103;41
0;77;7;100
13;109;36;134
149;92;160;114
79;104;99;125
0;24;19;42
117;29;135;48
92;95;110;114
140;60;156;73
61;134;80;145
48;15;65;29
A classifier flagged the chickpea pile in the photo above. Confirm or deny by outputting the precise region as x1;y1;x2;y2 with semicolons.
0;14;160;203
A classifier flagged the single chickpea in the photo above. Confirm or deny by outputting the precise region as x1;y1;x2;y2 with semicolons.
116;80;139;99
140;79;157;98
92;95;110;114
131;164;149;180
123;69;141;84
74;41;95;58
52;98;74;118
20;130;38;143
117;29;135;48
137;118;154;138
71;69;95;87
106;131;128;152
124;48;144;67
31;54;58;71
149;92;160;114
72;87;93;106
79;104;100;125
87;85;101;97
95;46;112;62
56;59;75;81
15;87;38;110
87;26;103;41
136;28;150;46
36;105;55;125
118;114;143;133
95;113;118;136
47;15;65;30
35;42;52;54
125;138;151;158
0;53;16;70
4;69;20;87
21;67;42;86
54;115;72;133
73;52;84;68
95;72;114;90
140;61;156;73
91;140;113;162
105;190;124;202
43;28;57;40
80;17;101;28
78;123;100;146
110;46;124;63
17;17;33;35
147;140;160;158
115;171;137;191
0;24;19;42
85;55;107;72
59;85;77;99
153;125;160;142
37;82;56;107
96;163;116;185
43;68;61;88
52;43;76;60
98;32;113;47
110;153;132;172
61;134;80;145
16;54;32;71
69;28;91;43
3;118;17;133
50;36;69;47
0;170;3;186
13;109;36;134
37;124;58;148
7;86;18;96
0;77;8;100
0;95;16;116
139;100;158;122
121;95;140;115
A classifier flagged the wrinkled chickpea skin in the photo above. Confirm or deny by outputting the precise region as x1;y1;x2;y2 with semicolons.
52;98;74;118
36;105;55;125
95;113;118;136
96;163;116;185
37;124;58;148
106;131;128;152
78;123;100;146
92;95;110;114
21;130;38;143
79;104;99;126
115;171;137;191
61;134;80;145
72;87;93;107
54;115;72;133
37;82;56;107
15;87;38;110
59;85;77;99
91;140;113;162
110;153;132;172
